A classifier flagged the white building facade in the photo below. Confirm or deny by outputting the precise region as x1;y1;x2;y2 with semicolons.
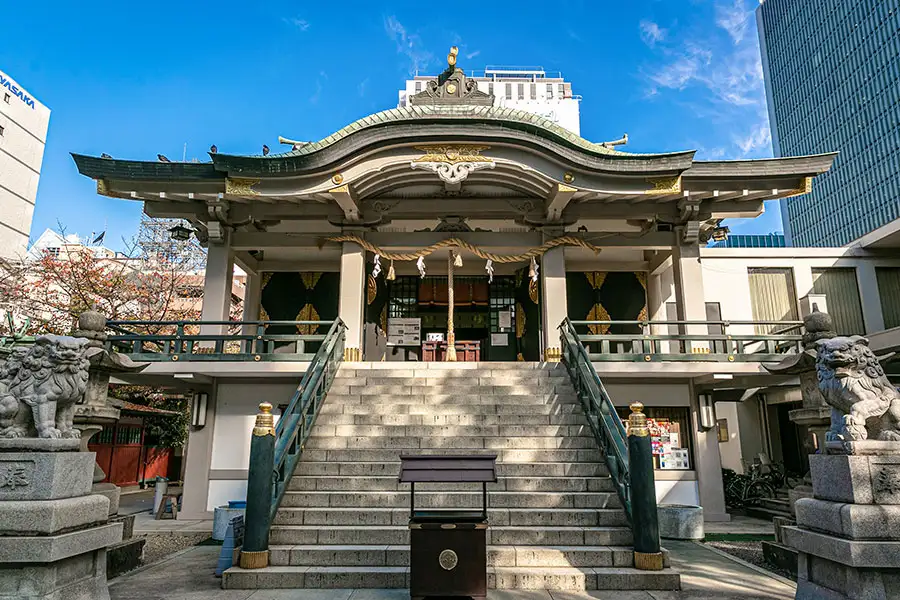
0;69;49;258
399;67;582;135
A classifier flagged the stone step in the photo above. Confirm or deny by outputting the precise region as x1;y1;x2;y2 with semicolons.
294;461;608;478
268;544;639;568
337;362;568;373
309;424;591;438
324;393;580;405
318;403;584;415
328;384;578;396
334;368;569;379
304;435;597;450
268;525;633;546
299;448;604;463
278;490;621;509
223;565;680;591
285;475;615;493
314;413;589;426
272;507;629;527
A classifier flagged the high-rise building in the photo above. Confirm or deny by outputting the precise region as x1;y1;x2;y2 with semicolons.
0;68;50;258
756;0;900;247
399;67;582;134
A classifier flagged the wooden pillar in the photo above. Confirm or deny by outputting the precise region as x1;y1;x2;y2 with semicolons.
338;242;365;361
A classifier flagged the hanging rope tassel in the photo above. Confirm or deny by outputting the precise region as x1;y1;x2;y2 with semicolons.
446;250;457;362
453;251;463;268
529;256;539;282
386;260;396;281
416;256;426;279
485;259;494;283
372;254;382;279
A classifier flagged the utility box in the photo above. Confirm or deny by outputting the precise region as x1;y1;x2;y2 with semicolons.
400;454;497;600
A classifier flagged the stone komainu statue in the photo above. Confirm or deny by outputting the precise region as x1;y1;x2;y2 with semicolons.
0;335;93;439
817;335;900;442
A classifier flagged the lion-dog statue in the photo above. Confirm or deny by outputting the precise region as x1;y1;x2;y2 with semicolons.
0;335;94;439
816;335;900;442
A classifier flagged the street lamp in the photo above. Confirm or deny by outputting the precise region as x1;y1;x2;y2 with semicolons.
168;223;193;241
191;392;209;428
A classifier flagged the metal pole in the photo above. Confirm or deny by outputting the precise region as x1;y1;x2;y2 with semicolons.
446;250;457;362
628;401;663;570
240;402;276;569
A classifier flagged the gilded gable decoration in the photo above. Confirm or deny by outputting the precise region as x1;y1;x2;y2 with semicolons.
226;177;260;196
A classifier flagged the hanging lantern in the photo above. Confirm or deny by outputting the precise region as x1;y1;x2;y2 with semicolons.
453;251;463;268
387;259;396;281
416;256;426;279
485;259;494;283
529;256;539;282
372;254;382;279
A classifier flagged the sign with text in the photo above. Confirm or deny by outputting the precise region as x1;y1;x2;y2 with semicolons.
388;318;421;346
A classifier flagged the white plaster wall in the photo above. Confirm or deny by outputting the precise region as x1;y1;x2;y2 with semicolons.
656;481;700;506
209;382;296;471
208;480;248;511
605;382;690;407
699;249;900;335
715;402;745;473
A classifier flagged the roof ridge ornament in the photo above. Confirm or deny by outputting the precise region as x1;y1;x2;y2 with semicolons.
409;46;494;107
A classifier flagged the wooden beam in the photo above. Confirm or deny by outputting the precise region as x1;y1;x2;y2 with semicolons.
233;251;260;276
328;185;361;222
545;183;577;222
229;230;677;251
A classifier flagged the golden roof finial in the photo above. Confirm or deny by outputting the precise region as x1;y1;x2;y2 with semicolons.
448;46;459;69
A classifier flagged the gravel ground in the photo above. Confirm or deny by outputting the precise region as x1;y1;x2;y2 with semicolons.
706;541;793;580
138;532;211;566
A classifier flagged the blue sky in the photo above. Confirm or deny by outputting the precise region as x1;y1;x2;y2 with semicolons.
3;0;780;248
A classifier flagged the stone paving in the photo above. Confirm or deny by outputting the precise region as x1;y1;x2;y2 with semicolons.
108;540;796;600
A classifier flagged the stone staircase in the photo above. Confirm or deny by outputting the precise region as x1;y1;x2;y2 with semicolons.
224;362;680;591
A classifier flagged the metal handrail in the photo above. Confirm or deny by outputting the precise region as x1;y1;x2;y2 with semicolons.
559;318;632;524
269;318;346;521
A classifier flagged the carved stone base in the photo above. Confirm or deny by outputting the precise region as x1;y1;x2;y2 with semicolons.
0;439;80;452
788;453;900;600
91;483;120;516
826;440;900;456
0;548;112;600
0;451;95;501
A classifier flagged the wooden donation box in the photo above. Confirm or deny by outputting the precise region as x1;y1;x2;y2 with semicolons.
400;454;497;600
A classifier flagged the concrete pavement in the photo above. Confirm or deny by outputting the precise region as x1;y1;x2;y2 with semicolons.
108;540;795;600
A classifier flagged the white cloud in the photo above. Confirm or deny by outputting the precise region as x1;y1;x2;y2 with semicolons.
734;120;772;156
283;17;310;31
358;78;370;98
716;0;749;45
647;45;711;90
639;20;667;47
384;16;433;75
465;50;481;60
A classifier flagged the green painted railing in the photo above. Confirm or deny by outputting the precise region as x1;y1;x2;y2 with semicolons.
559;318;632;523
268;318;346;521
105;320;335;362
570;320;803;362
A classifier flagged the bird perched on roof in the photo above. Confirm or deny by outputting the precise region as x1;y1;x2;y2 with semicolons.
262;144;270;156
210;145;218;154
157;154;170;163
100;153;112;159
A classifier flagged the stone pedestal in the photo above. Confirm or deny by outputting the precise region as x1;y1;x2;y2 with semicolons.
0;446;122;600
784;451;900;600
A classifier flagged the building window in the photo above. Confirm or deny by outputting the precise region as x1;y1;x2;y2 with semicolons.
488;82;494;96
388;276;418;319
517;83;524;100
530;84;537;100
558;83;565;98
811;268;865;335
877;268;900;330
46;247;60;258
0;125;4;136
505;83;512;99
747;268;799;333
546;83;554;98
3;93;9;104
414;82;422;93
